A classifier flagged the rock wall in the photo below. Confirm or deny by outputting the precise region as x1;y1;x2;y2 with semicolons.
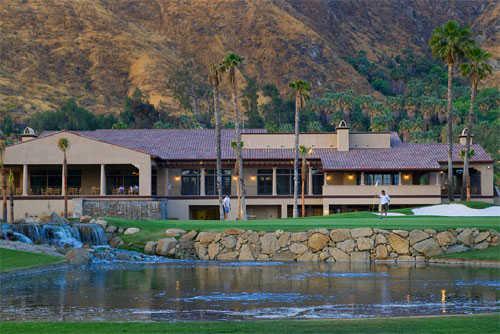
79;199;167;220
144;228;499;263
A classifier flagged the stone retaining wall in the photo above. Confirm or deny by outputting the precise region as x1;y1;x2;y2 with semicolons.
143;227;499;263
78;199;167;220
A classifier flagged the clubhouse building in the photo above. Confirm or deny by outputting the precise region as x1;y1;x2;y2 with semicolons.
3;123;494;220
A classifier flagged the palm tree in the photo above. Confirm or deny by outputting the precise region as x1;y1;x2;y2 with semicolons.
7;169;14;224
429;20;473;201
222;53;246;220
0;138;6;223
299;145;312;217
58;138;70;218
209;62;224;220
460;46;492;201
289;79;311;218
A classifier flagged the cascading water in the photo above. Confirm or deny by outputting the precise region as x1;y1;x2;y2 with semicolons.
1;221;107;248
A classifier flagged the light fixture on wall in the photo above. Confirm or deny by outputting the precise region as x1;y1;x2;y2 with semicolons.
250;176;256;181
326;175;332;181
347;174;355;181
232;176;239;181
403;174;411;181
174;176;181;181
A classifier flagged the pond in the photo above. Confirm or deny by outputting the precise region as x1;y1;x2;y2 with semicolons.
1;261;499;321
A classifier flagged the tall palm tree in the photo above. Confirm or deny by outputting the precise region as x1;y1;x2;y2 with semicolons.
58;138;70;218
222;52;246;220
209;62;224;220
289;80;311;218
460;46;492;201
8;169;14;224
299;145;312;217
0;138;6;223
429;20;473;201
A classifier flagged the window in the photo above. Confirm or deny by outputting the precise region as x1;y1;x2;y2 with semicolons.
257;169;273;195
30;168;62;195
277;169;303;195
311;169;324;195
181;169;200;195
364;173;399;186
205;169;232;195
106;168;140;195
67;169;81;189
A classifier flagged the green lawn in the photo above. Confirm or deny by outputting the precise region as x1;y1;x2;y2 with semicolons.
1;315;499;334
437;244;500;261
0;248;64;272
107;212;500;251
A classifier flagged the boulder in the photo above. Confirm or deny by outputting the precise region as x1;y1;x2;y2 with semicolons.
50;212;69;224
457;229;474;246
392;230;409;238
290;243;308;255
65;248;91;265
413;238;442;257
124;227;140;235
308;233;330;252
375;244;388;259
398;255;415;262
474;241;489;250
224;228;245;235
156;238;177;256
375;233;387;245
221;236;237;249
309;228;329;236
350;228;373;238
387;233;409;254
208;242;220;260
474;232;490;244
445;244;469;254
424;229;437;235
144;241;157;254
106;225;118;233
181;230;198;241
195;243;208;260
330;229;351;242
257;254;270;261
245;231;260;244
409;230;430;245
165;228;186;237
95;219;108;229
217;251;239;261
297;251;314;262
273;251;297;262
238;244;255;261
319;250;331;261
291;232;308;242
329;248;350;261
79;215;92;223
350;251;370;262
109;236;124;248
278;232;291;248
336;239;355;253
356;237;374;251
196;232;218;244
261;233;280;254
436;231;457;246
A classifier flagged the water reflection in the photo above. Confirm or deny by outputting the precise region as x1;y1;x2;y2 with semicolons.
1;261;498;321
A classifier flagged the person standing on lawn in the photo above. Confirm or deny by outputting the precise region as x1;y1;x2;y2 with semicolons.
379;190;390;218
223;194;231;220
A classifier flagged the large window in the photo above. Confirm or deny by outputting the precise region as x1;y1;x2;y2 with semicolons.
30;168;62;195
205;169;232;195
277;168;303;195
257;169;273;195
311;168;324;195
364;173;399;186
181;169;200;195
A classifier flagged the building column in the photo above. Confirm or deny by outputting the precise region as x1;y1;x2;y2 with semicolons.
22;164;28;196
272;167;277;196
308;166;313;195
281;203;287;218
100;164;106;196
200;168;205;196
323;202;330;216
398;172;402;185
138;161;152;196
360;172;365;185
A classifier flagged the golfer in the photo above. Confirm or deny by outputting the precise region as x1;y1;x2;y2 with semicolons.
223;194;231;220
379;190;390;218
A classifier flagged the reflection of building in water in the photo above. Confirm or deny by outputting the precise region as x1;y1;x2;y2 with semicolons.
441;289;447;313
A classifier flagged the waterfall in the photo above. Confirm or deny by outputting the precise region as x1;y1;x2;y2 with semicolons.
73;223;108;245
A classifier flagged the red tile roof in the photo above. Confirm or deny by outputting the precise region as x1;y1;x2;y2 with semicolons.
41;129;492;170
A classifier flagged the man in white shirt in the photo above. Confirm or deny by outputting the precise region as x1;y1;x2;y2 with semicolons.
379;190;390;218
222;195;231;220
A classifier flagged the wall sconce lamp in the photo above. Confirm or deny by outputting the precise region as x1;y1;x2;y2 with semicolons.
250;176;256;181
347;174;355;181
403;174;411;181
174;176;181;181
232;176;239;181
326;175;332;181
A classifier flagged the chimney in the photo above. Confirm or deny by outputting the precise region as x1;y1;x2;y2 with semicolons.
459;128;472;146
21;127;37;142
336;120;350;151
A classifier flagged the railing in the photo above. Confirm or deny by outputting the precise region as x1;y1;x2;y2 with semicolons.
323;185;441;197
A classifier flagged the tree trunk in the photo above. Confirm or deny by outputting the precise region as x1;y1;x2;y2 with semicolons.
293;93;300;218
231;69;246;220
2;168;6;222
214;84;224;220
9;181;14;224
446;63;454;202
301;157;306;217
462;79;477;202
63;153;68;218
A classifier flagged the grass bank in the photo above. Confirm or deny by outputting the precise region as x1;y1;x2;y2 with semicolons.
436;244;500;262
107;212;500;251
1;314;499;334
0;248;64;273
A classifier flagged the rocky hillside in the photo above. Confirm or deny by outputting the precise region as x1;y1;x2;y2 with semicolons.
0;0;497;120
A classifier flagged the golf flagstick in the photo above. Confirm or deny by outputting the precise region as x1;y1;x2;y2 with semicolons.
373;180;380;214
